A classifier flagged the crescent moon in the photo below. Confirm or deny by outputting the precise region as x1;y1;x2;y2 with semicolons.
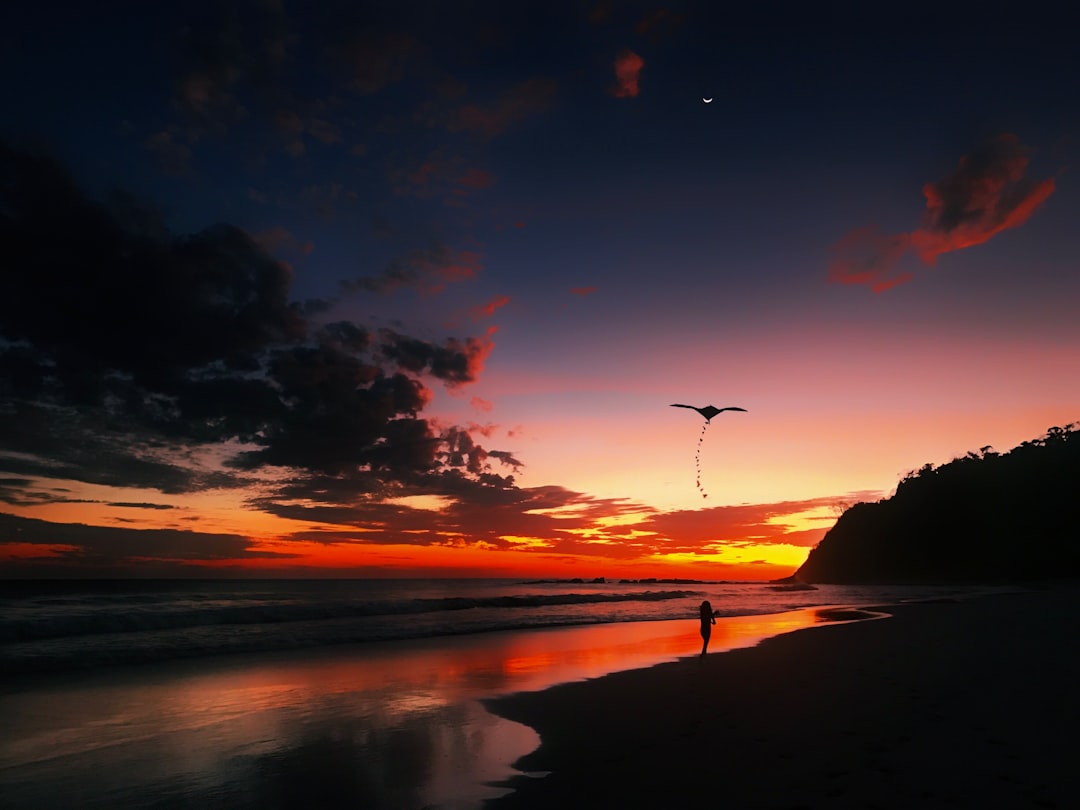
703;97;713;103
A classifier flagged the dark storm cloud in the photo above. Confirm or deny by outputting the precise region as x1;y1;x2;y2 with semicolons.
229;352;439;475
830;134;1056;292
0;143;304;385
379;329;494;387
247;420;524;521
0;408;236;495
441;426;515;474
0;477;97;507
486;450;523;470
0;143;515;505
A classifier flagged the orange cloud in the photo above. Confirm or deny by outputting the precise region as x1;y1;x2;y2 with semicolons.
610;49;644;98
634;499;837;552
454;326;498;385
829;134;1055;292
911;134;1056;264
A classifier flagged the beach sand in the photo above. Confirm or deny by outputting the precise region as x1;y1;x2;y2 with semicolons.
486;587;1080;809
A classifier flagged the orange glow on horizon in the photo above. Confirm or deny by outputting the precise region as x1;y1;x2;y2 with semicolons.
193;535;808;581
2;471;832;579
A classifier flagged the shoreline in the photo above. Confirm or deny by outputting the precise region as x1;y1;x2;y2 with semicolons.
0;605;866;810
485;586;1080;809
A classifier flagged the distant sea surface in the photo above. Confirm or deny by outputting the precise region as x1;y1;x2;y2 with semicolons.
1;578;1007;678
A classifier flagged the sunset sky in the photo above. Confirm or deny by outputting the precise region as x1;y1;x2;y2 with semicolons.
2;0;1078;579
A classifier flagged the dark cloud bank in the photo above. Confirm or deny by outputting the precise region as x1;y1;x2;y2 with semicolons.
0;142;523;554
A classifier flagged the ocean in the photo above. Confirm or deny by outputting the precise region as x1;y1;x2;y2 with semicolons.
1;579;1009;809
0;578;1000;677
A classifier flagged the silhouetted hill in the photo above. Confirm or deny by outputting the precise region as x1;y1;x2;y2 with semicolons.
796;424;1080;583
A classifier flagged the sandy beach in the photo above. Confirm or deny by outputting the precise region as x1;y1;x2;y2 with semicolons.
486;587;1080;809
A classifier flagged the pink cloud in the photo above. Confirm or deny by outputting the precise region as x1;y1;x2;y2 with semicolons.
827;226;912;293
829;134;1055;292
571;286;599;296
470;397;494;413
436;250;481;284
450;326;497;386
610;49;644;98
473;294;510;319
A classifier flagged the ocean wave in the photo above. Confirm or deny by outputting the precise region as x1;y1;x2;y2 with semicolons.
0;589;698;644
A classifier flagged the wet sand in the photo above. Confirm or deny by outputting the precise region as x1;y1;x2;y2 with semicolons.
0;608;845;810
486;587;1080;809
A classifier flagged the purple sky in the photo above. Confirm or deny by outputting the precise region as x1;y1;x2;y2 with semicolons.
2;0;1078;577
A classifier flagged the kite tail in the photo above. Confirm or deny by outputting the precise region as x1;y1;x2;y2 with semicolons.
696;421;709;499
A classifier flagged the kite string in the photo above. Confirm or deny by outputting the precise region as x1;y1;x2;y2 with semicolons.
696;421;709;498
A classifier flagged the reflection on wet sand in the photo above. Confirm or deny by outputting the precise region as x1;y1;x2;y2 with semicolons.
0;606;872;809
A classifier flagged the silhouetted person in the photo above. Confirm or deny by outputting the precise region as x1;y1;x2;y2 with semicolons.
699;600;717;656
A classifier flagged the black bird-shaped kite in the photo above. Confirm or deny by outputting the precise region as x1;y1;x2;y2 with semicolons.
670;404;747;422
670;404;747;498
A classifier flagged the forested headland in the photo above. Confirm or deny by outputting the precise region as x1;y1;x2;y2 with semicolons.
796;424;1080;583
